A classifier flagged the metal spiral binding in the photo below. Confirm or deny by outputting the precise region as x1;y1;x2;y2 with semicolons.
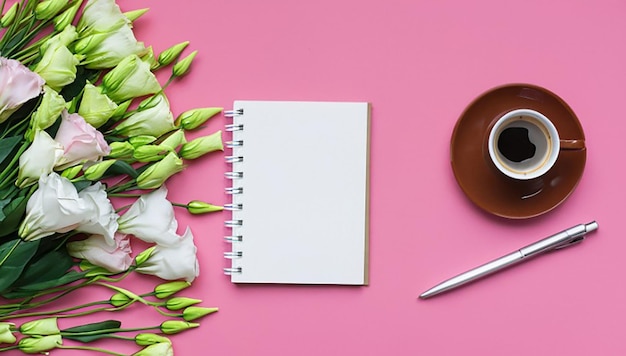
225;106;244;275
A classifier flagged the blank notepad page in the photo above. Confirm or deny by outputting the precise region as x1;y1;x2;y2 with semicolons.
225;101;370;285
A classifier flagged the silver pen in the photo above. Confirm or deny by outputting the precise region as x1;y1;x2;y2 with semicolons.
419;221;599;299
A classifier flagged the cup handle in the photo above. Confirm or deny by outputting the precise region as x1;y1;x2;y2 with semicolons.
560;139;585;150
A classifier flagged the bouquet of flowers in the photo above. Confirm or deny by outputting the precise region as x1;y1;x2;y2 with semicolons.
0;0;223;354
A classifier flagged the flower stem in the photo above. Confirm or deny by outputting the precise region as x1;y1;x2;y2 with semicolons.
0;346;19;352
57;345;127;356
0;300;109;321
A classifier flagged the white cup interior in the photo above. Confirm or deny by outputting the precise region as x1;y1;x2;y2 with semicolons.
488;109;560;180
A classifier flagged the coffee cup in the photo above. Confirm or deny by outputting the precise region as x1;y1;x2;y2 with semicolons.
487;109;584;181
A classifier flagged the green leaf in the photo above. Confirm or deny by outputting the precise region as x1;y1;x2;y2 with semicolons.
72;180;92;192
107;160;138;178
0;194;28;237
0;136;21;166
12;249;73;288
0;239;39;292
1;270;86;299
62;320;122;343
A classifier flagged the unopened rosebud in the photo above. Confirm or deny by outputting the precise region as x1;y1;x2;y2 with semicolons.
135;246;156;266
160;320;199;335
1;3;18;27
20;318;59;336
158;41;189;67
136;152;184;189
18;335;62;353
60;164;83;180
133;145;168;162
175;107;222;130
124;8;149;22
154;281;191;299
53;0;82;30
179;131;223;160
159;130;186;151
135;333;171;346
0;322;16;344
165;297;202;311
183;306;219;321
172;50;197;77
35;0;68;20
129;135;157;147
132;342;173;356
108;141;135;158
110;292;133;307
187;200;223;214
84;160;116;180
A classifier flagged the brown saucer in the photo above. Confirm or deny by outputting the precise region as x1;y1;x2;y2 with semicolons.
450;84;587;219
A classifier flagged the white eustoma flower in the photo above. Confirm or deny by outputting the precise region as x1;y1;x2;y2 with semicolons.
67;233;131;273
19;173;93;241
0;57;45;123
117;186;179;246
33;37;80;91
77;0;130;37
75;182;119;244
54;110;111;170
16;130;64;188
114;94;175;137
137;227;199;282
132;342;174;356
78;25;146;70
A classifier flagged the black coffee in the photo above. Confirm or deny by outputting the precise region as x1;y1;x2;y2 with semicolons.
497;127;536;162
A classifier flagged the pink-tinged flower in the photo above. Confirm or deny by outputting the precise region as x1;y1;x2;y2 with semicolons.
137;227;199;282
0;57;45;123
76;182;119;245
54;110;111;170
67;233;132;273
117;186;179;246
19;173;93;241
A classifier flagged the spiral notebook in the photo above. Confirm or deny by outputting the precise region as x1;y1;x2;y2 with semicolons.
224;101;370;285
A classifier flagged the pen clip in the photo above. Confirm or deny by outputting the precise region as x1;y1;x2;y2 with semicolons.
552;236;585;251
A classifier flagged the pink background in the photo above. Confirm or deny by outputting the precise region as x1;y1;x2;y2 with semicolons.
49;1;626;355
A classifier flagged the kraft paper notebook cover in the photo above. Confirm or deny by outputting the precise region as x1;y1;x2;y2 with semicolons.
223;101;370;285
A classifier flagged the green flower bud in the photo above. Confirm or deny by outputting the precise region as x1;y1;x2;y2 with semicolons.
154;281;191;299
129;135;157;147
187;200;223;214
111;99;132;120
18;335;62;354
165;297;202;311
0;322;16;344
108;141;135;159
20;318;59;336
60;164;83;180
124;8;149;22
110;292;133;307
33;38;80;91
172;50;198;77
160;320;199;335
135;333;170;346
158;41;189;67
136;152;184;189
176;107;222;130
35;0;68;20
84;160;117;180
79;260;112;277
133;145;168;162
141;46;159;70
102;55;161;103
183;306;219;322
52;0;82;31
1;3;18;28
179;130;223;160
159;130;186;151
78;82;118;128
135;246;156;266
30;85;66;133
